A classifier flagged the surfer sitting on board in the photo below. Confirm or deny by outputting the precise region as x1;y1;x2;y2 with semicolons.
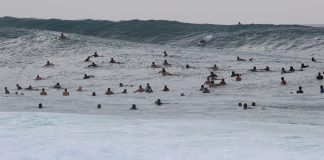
163;60;171;66
209;64;218;71
59;33;66;40
44;61;54;67
158;68;171;76
134;85;145;93
281;77;287;85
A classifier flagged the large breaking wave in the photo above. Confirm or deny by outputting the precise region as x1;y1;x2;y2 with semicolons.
1;17;324;51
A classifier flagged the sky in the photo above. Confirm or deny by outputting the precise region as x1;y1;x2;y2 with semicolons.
0;0;323;24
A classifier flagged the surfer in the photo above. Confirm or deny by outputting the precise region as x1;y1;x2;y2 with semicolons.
16;84;22;90
145;86;153;93
93;52;99;57
35;75;42;80
205;77;212;85
25;85;33;90
317;72;324;80
53;83;61;89
281;77;287;85
265;66;270;71
4;87;10;94
236;74;242;81
237;56;247;61
110;58;116;63
163;51;168;57
202;87;210;93
145;83;153;93
151;62;159;68
40;88;47;96
84;74;94;79
243;103;248;110
162;85;170;92
105;88;114;95
77;86;83;91
209;81;217;88
121;89;127;94
199;85;204;91
163;60;171;66
300;63;309;68
231;71;239;77
88;62;98;68
208;72;217;79
249;66;257;72
134;85;145;93
44;61;54;67
130;104;137;110
321;85;324;93
259;66;270;72
199;39;206;46
219;78;226;85
84;56;92;62
281;68;287;74
312;57;316;62
209;64;218;71
155;99;163;106
158;68;171;76
296;86;303;94
63;88;69;96
289;66;295;72
59;33;66;40
185;64;191;69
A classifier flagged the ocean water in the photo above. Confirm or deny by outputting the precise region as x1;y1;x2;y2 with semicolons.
0;17;324;159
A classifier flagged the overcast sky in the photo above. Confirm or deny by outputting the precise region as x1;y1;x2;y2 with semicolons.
1;0;323;24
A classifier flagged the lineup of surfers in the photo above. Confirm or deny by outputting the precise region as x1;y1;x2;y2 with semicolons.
7;56;323;97
3;33;324;108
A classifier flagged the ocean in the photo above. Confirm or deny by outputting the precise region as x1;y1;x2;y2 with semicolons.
0;17;323;160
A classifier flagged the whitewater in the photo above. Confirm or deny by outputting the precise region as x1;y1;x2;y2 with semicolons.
0;17;324;160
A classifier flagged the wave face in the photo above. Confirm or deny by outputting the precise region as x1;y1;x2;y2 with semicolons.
1;17;324;51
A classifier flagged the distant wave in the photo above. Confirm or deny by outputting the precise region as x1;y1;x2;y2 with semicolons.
1;17;324;51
